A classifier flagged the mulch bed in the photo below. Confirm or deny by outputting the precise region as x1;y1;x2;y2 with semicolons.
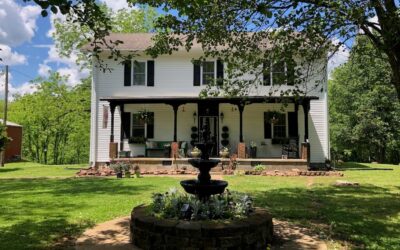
76;167;343;177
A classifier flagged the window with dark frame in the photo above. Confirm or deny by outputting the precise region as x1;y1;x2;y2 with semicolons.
202;61;215;85
133;61;146;85
264;112;287;139
273;113;286;138
131;112;154;139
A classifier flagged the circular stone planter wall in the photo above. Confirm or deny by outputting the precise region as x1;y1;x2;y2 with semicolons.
130;205;273;250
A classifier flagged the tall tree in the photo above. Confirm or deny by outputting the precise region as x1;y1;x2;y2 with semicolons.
24;0;400;100
329;36;400;163
8;72;91;164
50;4;158;69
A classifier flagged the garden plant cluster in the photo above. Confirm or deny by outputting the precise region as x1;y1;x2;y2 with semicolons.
150;188;253;220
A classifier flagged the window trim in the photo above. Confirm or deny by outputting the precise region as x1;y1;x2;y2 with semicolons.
263;59;295;86
264;111;288;139
131;112;154;139
201;60;216;85
271;113;287;138
131;60;147;86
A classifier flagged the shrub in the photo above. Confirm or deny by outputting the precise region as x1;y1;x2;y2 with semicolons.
150;188;253;220
253;165;267;172
110;162;130;173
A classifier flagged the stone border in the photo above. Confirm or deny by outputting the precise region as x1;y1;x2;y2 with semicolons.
130;205;273;250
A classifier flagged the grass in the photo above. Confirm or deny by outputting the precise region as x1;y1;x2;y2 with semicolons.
0;162;399;249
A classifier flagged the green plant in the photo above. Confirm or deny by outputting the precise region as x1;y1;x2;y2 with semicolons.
0;124;11;152
233;170;245;176
253;165;266;172
133;165;141;178
220;147;229;153
110;162;130;174
250;141;257;148
150;189;254;220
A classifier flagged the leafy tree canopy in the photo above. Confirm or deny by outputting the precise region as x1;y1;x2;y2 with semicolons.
329;36;400;163
23;0;400;100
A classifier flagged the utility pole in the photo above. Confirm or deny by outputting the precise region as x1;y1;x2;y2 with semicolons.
1;65;8;167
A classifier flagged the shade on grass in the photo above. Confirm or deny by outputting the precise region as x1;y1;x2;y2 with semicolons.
0;162;399;249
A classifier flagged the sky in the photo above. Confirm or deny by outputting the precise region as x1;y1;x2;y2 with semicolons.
0;0;349;99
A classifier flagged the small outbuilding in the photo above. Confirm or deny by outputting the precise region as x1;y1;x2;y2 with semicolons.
0;120;22;162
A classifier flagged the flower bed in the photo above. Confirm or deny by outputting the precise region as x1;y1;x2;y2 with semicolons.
130;205;273;250
150;189;253;221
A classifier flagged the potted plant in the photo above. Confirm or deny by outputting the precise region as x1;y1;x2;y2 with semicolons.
122;163;131;178
221;126;229;147
133;165;141;178
191;146;201;158
219;147;230;158
190;126;198;146
249;141;257;158
110;162;124;178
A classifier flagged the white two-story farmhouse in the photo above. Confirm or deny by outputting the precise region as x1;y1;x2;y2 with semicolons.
88;33;329;169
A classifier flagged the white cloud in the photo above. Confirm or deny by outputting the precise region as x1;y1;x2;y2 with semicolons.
0;44;27;65
39;45;90;86
99;0;132;12
328;39;350;78
0;0;41;46
38;63;51;77
9;81;38;97
0;72;37;100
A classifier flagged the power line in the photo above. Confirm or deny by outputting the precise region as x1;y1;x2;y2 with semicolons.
10;68;36;80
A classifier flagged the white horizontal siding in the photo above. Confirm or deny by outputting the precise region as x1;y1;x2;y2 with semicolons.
91;52;329;163
309;96;329;163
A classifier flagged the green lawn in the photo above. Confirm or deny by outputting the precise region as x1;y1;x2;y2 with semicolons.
0;162;399;249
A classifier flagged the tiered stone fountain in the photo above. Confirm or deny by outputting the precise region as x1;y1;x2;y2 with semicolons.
180;142;228;201
130;129;273;249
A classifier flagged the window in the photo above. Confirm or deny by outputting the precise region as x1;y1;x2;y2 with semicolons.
131;112;154;139
102;105;108;129
202;61;215;85
264;112;287;138
263;58;296;86
273;113;286;138
133;61;146;85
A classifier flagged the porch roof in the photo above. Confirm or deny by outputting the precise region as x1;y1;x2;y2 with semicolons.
100;95;319;105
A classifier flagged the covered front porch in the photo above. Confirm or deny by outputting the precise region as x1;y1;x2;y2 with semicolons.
101;96;316;166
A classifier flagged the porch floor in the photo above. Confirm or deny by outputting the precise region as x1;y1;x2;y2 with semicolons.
114;157;308;170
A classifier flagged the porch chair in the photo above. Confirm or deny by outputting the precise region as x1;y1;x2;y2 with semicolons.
281;138;299;159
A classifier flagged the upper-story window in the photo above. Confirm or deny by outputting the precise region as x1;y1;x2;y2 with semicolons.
133;61;146;85
124;60;154;87
263;59;295;86
202;61;215;85
193;60;223;86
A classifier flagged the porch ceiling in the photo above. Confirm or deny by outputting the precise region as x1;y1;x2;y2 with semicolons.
99;95;319;105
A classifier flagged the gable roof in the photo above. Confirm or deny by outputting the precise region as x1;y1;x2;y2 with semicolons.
82;33;205;52
81;33;274;52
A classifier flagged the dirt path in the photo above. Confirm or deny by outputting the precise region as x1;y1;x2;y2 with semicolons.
75;216;327;250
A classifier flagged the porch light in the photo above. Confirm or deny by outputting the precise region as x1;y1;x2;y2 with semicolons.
220;112;224;123
193;112;197;123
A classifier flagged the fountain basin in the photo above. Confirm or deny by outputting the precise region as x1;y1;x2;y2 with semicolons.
188;158;220;170
130;205;274;250
180;179;228;199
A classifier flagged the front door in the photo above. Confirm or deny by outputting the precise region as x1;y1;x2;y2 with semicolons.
198;102;219;156
198;116;218;156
